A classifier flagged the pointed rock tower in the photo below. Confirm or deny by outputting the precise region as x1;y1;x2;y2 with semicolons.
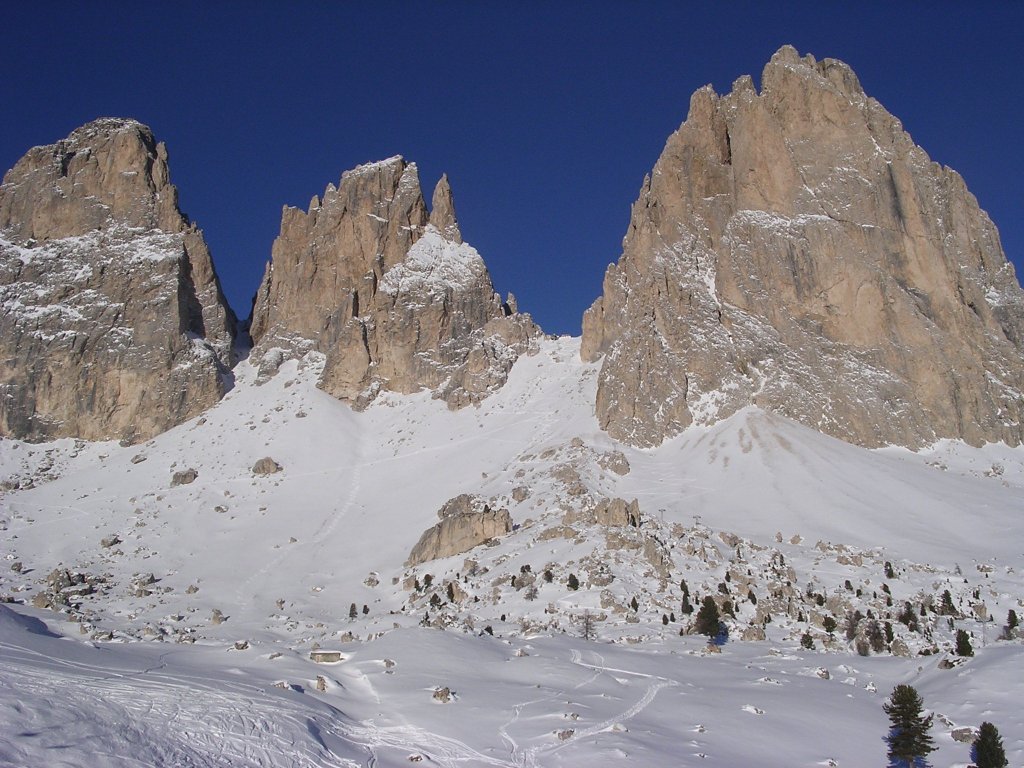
582;46;1024;448
249;157;538;408
0;118;235;443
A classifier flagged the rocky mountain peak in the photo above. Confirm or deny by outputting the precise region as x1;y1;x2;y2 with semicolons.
250;158;539;409
0;119;235;443
582;45;1024;449
0;117;185;242
429;173;462;244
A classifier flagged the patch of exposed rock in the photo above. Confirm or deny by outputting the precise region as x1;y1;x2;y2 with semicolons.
406;494;512;566
0;118;235;443
249;157;539;409
251;457;282;475
582;46;1024;448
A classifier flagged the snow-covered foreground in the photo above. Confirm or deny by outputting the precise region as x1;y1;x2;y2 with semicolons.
4;603;1023;767
2;336;1023;765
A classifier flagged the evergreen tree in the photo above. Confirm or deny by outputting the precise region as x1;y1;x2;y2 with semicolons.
579;610;596;641
800;631;814;649
349;602;358;619
955;629;974;657
939;589;957;616
694;596;721;639
822;615;838;635
866;619;886;654
1008;609;1019;630
972;721;1008;768
883;684;935;768
681;593;694;615
567;573;579;591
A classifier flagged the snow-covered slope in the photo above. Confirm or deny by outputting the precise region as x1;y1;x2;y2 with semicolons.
1;336;1022;766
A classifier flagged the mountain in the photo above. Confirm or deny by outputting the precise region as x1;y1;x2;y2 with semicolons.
582;45;1024;448
249;157;540;409
0;47;1023;767
0;118;235;444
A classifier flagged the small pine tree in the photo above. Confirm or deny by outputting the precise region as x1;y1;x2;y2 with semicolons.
939;589;957;616
362;604;369;615
885;561;896;579
567;573;579;591
349;602;358;619
883;684;935;768
662;613;669;626
898;602;919;632
822;615;838;635
844;609;863;641
543;569;554;583
867;619;886;654
694;596;721;639
422;574;433;588
972;721;1008;768
800;631;814;650
681;594;694;614
679;578;690;597
579;610;596;641
429;592;442;608
1008;609;1019;630
630;596;639;612
955;628;974;657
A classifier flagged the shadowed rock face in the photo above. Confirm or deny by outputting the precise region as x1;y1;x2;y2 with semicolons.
0;118;235;443
250;157;539;409
582;45;1024;449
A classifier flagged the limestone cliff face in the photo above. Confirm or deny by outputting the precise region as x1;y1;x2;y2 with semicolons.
0;118;235;443
582;46;1024;448
250;157;539;408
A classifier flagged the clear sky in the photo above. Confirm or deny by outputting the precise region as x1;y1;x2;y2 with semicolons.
3;2;1022;336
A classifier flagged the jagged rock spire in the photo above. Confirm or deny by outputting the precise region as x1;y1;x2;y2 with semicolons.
429;173;462;244
250;160;538;409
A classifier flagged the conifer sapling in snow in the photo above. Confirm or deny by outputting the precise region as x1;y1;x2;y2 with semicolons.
972;721;1008;768
694;596;721;639
883;684;934;768
955;628;974;657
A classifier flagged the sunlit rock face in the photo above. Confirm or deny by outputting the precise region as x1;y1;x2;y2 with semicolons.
0;118;235;443
582;45;1024;449
250;157;540;409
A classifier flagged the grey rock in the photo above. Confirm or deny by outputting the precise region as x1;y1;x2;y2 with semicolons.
407;494;512;566
170;468;198;487
251;457;282;475
0;118;235;443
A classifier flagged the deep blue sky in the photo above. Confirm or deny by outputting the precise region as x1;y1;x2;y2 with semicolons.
3;3;1022;335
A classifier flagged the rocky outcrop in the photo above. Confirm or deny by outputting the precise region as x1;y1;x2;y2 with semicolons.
594;498;641;528
582;46;1024;448
406;494;512;566
250;157;539;409
0;118;235;443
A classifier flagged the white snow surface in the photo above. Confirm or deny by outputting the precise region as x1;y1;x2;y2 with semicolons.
378;226;489;297
1;335;1022;767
